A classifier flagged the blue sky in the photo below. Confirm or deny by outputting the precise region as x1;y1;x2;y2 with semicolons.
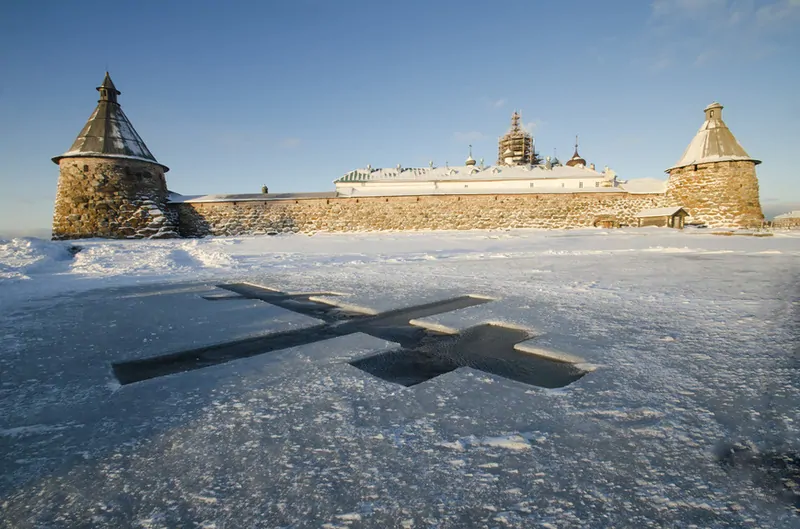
1;0;798;235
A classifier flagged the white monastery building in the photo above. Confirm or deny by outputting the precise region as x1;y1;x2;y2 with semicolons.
334;112;662;198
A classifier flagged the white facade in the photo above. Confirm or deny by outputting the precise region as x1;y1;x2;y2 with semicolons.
335;164;625;197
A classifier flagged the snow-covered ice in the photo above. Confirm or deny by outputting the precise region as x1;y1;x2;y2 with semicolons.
0;228;798;527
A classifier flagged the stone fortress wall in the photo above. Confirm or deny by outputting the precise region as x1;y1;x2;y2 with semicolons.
50;75;767;239
175;192;671;237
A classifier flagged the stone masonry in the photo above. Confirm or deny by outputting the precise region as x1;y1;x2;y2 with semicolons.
175;193;671;237
53;157;178;240
52;81;765;238
666;161;763;228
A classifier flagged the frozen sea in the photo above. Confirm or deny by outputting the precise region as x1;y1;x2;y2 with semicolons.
1;228;798;528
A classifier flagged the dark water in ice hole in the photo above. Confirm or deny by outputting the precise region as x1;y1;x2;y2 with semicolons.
112;283;586;388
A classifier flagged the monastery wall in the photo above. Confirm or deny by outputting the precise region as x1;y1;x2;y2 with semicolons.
174;192;672;237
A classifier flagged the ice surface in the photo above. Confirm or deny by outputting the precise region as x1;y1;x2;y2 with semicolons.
1;228;799;527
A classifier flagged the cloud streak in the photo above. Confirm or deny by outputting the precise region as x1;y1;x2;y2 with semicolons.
642;0;799;73
279;137;302;149
453;131;485;143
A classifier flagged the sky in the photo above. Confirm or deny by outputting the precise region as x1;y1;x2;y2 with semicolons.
1;0;798;235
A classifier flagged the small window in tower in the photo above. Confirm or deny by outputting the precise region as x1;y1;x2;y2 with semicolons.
83;165;89;172
579;182;583;188
530;182;534;188
561;183;565;188
464;184;469;188
595;181;600;187
710;110;714;118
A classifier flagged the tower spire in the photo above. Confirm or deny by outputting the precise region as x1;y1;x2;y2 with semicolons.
566;134;587;167
498;110;533;166
97;72;120;104
465;144;477;166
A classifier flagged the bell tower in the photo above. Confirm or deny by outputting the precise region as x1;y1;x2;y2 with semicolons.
497;111;538;166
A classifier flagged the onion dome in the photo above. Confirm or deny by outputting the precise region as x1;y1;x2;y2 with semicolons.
465;144;477;166
565;135;586;167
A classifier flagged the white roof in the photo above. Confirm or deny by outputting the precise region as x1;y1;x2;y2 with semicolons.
774;210;800;219
635;206;686;218
337;186;627;198
620;178;667;194
168;192;336;204
668;102;758;171
337;164;611;184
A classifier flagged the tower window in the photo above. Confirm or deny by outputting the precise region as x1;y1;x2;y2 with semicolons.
83;165;89;172
530;182;534;188
710;110;714;118
561;183;565;188
595;181;600;187
579;182;583;188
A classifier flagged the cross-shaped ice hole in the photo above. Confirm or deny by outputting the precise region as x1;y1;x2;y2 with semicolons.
112;283;588;389
349;323;586;387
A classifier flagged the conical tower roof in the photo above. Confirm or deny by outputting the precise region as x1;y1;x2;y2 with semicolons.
667;102;758;172
52;73;168;171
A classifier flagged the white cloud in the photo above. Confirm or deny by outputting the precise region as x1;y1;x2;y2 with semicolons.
521;119;545;135
756;0;800;27
491;98;506;108
279;137;302;149
651;0;726;19
453;131;485;143
651;0;799;28
643;0;798;73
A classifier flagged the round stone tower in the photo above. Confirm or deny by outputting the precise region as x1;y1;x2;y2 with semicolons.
665;102;763;228
52;73;178;240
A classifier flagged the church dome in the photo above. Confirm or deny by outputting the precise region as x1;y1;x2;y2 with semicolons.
465;145;477;166
565;135;586;167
